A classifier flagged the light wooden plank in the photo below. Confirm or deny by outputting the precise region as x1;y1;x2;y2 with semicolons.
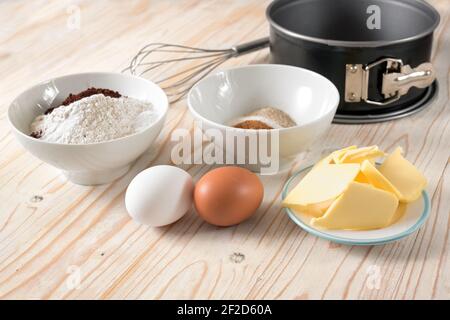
0;0;448;299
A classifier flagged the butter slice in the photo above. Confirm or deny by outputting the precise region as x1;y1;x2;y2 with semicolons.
311;182;399;230
389;202;407;225
331;146;357;164
283;164;360;210
291;199;335;218
379;147;427;202
354;171;369;184
311;146;357;171
360;160;401;199
337;146;385;164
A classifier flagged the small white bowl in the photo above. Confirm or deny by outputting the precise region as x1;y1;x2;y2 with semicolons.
8;72;168;185
187;64;339;173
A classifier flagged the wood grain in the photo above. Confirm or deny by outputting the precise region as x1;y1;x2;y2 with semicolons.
0;0;448;300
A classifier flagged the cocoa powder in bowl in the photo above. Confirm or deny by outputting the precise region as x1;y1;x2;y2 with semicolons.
230;107;297;130
233;120;273;130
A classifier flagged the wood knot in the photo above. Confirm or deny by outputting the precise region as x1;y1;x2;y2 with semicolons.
30;195;44;203
229;252;245;264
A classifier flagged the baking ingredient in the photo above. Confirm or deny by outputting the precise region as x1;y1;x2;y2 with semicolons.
283;145;427;230
360;160;401;198
295;199;335;218
282;163;360;216
354;171;369;184
390;203;407;225
329;146;384;184
30;94;157;144
229;107;297;129
335;145;385;164
311;145;357;170
330;145;357;164
233;120;273;130
194;166;264;227
125;166;194;227
311;182;399;230
45;87;121;115
379;147;427;202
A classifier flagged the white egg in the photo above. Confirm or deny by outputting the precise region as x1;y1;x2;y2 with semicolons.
125;165;194;227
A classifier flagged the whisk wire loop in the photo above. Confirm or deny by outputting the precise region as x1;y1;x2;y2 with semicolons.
124;38;269;103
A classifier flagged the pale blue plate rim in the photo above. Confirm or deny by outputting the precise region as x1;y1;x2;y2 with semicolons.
282;166;430;246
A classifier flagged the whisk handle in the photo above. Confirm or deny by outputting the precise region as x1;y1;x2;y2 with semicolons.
231;37;270;56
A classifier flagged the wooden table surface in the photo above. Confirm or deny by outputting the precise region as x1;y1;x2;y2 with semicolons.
0;0;449;300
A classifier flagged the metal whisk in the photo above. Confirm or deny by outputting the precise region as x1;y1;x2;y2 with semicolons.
123;37;269;103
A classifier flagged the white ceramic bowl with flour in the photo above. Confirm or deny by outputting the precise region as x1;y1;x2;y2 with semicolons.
8;72;168;185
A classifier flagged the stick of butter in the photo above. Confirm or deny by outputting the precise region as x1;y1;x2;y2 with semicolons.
283;163;360;215
311;182;399;230
379;147;427;202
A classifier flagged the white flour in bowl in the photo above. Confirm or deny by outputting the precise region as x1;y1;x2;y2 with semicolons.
30;94;158;144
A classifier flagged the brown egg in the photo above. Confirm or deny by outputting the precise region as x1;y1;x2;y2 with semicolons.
194;166;264;227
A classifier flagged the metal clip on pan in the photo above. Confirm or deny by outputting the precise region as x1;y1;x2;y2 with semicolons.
345;58;436;106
